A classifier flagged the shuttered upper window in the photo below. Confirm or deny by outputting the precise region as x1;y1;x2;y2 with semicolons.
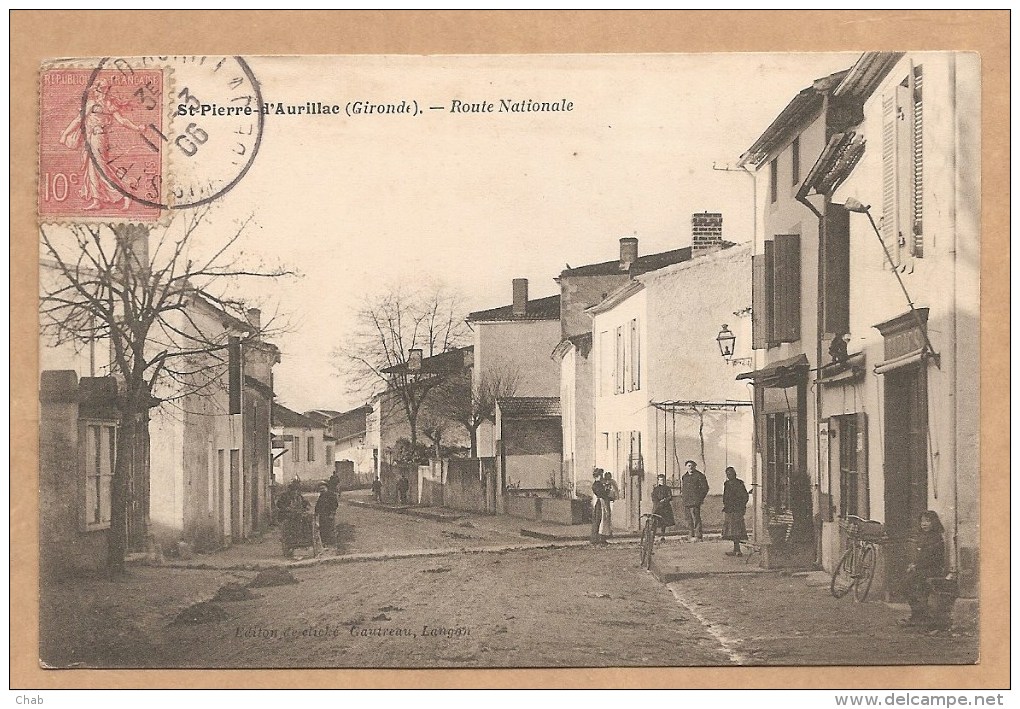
881;65;924;266
752;234;801;347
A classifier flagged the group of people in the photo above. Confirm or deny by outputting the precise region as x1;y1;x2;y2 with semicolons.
275;472;343;555
589;459;751;556
370;474;410;505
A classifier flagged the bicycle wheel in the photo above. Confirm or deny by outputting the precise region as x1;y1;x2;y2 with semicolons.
830;547;856;598
640;521;655;569
853;545;877;602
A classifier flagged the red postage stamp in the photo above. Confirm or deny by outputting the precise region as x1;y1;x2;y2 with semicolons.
39;67;165;222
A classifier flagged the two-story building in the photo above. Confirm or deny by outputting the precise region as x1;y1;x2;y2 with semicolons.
554;235;695;500
328;404;375;482
589;237;753;532
467;279;561;460
271;403;331;485
737;52;980;599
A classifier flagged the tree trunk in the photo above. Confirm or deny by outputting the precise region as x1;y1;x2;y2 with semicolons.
108;403;151;575
469;426;478;458
107;409;137;575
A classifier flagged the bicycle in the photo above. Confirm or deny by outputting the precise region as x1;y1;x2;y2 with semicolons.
638;513;664;571
830;515;885;602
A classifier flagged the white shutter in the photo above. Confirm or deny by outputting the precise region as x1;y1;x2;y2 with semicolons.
910;65;924;258
881;92;899;269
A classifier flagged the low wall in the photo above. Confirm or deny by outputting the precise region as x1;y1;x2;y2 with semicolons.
669;493;726;533
503;495;586;525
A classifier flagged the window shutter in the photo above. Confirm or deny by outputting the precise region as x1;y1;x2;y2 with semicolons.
881;92;899;269
615;326;624;394
910;65;924;258
752;254;769;349
856;413;869;519
228;336;242;414
773;234;801;342
823;205;850;336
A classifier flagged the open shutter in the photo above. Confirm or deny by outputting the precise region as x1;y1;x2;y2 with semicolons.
823;205;850;336
773;234;801;342
881;91;899;269
856;412;869;519
228;336;242;414
752;254;769;349
910;64;924;258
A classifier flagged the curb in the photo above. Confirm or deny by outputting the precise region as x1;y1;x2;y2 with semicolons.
345;498;464;523
150;539;603;572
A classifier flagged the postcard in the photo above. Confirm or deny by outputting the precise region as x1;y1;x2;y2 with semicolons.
13;10;1008;692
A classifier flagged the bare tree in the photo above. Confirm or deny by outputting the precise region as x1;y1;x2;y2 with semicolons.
39;212;292;573
435;366;521;457
335;282;469;458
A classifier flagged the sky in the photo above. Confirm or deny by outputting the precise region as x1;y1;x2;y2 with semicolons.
74;53;862;413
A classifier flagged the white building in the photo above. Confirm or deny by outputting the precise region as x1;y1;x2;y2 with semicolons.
590;241;754;532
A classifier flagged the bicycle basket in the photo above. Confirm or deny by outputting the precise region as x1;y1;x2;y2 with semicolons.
842;517;884;540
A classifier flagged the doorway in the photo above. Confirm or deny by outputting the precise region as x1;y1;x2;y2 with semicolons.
883;365;929;599
230;449;241;542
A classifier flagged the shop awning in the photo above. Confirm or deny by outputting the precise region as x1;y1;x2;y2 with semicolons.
735;353;809;388
816;353;866;386
874;349;928;375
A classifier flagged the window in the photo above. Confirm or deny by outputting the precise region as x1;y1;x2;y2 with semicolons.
882;65;924;266
628;431;643;473
598;331;613;396
837;416;859;517
752;234;801;347
325;444;333;465
765;412;796;512
292;435;300;462
769;158;778;203
83;422;116;530
791;136;801;186
307;436;316;462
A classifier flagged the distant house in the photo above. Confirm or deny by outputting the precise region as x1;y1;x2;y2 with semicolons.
554;236;694;499
589;240;753;532
272;403;330;485
467;279;561;459
327;404;375;482
378;345;474;460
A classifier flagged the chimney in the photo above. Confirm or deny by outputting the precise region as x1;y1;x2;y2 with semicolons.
619;237;638;270
114;224;150;273
512;278;528;317
692;212;723;256
247;308;262;332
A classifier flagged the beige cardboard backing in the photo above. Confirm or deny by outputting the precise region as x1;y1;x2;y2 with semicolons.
10;10;1010;689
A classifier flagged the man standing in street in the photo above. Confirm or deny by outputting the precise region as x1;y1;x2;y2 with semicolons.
680;460;709;541
371;476;383;503
397;474;410;505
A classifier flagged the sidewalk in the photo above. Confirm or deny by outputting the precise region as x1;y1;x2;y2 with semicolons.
648;537;771;581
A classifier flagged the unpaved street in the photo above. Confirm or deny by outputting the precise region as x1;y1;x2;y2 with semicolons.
40;500;978;669
42;545;727;669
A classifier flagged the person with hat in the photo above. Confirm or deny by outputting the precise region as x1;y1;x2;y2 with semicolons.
680;460;709;541
722;466;750;556
276;479;310;557
651;473;676;543
590;469;606;546
314;481;339;549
